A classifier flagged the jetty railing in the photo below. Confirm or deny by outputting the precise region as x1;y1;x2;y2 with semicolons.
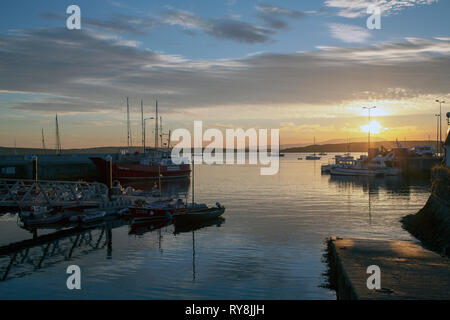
0;179;109;209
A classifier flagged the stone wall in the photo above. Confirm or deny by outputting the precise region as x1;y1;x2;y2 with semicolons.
402;166;450;256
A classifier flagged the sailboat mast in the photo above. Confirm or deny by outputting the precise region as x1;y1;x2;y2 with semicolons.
141;99;144;153
55;114;61;155
127;97;132;149
155;101;159;148
41;129;47;155
160;116;163;147
191;155;194;207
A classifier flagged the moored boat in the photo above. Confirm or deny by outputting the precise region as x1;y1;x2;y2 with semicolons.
129;199;187;222
173;203;225;224
90;150;191;181
329;155;401;177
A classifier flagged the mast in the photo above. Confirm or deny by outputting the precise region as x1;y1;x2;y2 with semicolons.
160;116;163;148
191;155;194;207
127;97;132;149
313;136;316;156
55;114;61;155
141;99;145;153
155;100;159;148
41;129;47;155
168;130;171;149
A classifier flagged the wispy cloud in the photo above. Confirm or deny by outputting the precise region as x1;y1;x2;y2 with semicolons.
329;23;371;43
325;0;439;18
41;12;157;35
0;28;448;114
163;8;274;43
255;5;307;29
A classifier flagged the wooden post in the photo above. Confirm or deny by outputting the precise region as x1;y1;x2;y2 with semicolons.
32;156;38;181
106;155;113;200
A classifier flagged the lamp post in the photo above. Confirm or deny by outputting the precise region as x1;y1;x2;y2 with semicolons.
363;106;376;159
144;117;154;153
436;100;445;155
435;114;440;156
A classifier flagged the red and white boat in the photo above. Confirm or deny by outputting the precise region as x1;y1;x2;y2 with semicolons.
90;149;191;181
129;199;187;222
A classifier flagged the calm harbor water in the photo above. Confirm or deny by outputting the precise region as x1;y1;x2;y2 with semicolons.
0;153;431;299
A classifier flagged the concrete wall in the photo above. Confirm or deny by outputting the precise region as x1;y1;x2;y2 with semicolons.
0;154;104;181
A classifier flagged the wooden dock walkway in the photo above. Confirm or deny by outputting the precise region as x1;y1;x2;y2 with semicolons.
327;237;450;300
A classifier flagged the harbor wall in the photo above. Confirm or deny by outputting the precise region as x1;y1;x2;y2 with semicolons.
0;154;103;181
402;166;450;255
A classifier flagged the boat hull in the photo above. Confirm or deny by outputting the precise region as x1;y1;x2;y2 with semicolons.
90;157;191;181
174;206;225;224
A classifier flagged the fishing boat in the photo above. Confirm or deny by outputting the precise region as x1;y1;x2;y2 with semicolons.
91;99;191;181
90;152;191;181
321;154;355;173
329;155;400;177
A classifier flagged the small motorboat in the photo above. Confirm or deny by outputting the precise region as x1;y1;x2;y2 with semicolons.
19;206;69;228
305;155;321;160
173;202;225;224
129;199;187;222
69;211;110;224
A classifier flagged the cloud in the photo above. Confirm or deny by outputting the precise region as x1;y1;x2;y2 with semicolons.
329;23;371;43
325;0;439;18
0;28;448;116
255;5;306;18
255;5;307;29
163;8;274;43
41;12;157;35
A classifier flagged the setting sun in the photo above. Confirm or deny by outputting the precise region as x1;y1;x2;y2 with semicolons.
360;120;383;134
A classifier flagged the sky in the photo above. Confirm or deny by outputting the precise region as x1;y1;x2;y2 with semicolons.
0;0;449;148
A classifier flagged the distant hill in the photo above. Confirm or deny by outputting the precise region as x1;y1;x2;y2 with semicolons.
0;140;439;155
281;141;438;153
0;146;143;155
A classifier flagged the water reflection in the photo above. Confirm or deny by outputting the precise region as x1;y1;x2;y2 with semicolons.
328;174;430;196
0;213;226;283
0;218;128;281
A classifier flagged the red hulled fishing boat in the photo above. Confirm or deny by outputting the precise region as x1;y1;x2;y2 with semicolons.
90;149;191;181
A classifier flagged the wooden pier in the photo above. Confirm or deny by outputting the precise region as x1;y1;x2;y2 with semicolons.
327;237;450;300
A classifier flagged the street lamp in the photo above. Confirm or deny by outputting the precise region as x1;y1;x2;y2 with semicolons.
436;100;445;155
363;106;376;158
435;114;440;156
144;117;154;153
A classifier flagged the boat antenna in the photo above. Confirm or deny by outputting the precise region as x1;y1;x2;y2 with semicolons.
155;100;159;148
191;155;194;207
141;99;144;153
55;114;62;155
168;130;171;149
41;129;47;155
160;116;163;148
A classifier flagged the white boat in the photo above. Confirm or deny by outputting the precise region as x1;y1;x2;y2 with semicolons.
321;154;355;173
330;155;401;177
